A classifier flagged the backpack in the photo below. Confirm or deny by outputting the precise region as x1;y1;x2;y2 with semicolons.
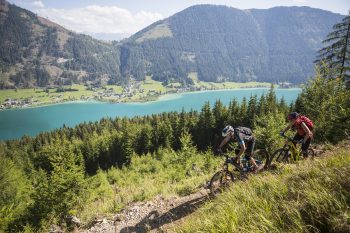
235;127;253;136
299;115;314;130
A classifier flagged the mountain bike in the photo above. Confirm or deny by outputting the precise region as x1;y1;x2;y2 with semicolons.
209;149;269;195
269;134;315;165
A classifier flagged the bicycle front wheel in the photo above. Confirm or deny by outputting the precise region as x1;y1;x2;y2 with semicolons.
270;148;289;165
209;170;234;196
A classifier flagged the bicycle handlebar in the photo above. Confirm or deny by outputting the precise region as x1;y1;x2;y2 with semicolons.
279;134;303;144
280;133;293;141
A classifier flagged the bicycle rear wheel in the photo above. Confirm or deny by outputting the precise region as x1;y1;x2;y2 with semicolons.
304;148;315;159
209;170;234;196
253;149;269;170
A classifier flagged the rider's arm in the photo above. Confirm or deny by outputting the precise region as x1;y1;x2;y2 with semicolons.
236;132;246;158
218;135;230;149
281;122;293;134
300;122;313;142
238;141;246;158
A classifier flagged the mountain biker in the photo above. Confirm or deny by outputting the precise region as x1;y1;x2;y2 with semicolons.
280;112;313;157
217;125;258;171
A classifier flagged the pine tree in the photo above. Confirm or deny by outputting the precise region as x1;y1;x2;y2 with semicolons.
170;113;183;150
277;96;288;114
315;11;350;82
157;120;173;149
212;100;229;134
228;98;240;125
30;140;86;225
247;95;258;127
119;124;134;165
239;97;248;125
0;157;32;232
135;125;153;154
196;102;215;150
253;111;286;153
258;94;266;115
266;84;277;113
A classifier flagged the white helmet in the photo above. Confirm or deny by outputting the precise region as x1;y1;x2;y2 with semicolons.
222;125;234;137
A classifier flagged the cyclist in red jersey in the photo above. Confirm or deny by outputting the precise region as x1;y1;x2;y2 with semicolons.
280;112;314;157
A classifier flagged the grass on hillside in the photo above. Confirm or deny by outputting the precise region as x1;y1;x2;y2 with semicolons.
174;144;350;233
105;85;123;94
0;88;51;103
188;72;273;89
135;23;173;43
0;85;95;103
78;146;221;222
141;76;166;93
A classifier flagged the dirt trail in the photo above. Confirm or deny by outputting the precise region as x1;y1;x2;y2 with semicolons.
80;189;210;233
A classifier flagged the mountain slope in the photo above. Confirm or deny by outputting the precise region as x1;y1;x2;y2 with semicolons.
121;5;343;84
0;2;344;88
0;0;121;88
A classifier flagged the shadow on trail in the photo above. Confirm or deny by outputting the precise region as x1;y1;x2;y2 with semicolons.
120;194;209;233
118;167;279;232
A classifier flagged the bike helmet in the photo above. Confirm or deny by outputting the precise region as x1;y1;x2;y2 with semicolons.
222;125;234;137
287;112;299;121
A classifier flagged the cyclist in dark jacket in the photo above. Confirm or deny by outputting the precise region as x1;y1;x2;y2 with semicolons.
217;125;258;170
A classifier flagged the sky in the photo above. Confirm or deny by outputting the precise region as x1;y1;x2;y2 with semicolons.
7;0;350;40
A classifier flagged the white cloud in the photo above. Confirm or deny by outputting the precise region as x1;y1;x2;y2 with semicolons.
32;1;44;8
36;5;164;36
293;0;307;3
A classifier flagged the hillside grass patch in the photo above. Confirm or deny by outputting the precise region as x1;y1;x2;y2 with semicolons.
0;85;96;103
188;73;274;89
78;148;221;222
141;76;166;93
176;146;350;233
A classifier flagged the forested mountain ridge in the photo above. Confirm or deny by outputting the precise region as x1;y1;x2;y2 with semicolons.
123;5;343;84
0;1;343;88
0;0;121;88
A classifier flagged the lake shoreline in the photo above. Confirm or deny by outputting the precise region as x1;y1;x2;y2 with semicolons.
0;88;301;141
0;86;300;111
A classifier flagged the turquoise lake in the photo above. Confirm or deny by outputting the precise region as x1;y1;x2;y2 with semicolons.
0;88;301;140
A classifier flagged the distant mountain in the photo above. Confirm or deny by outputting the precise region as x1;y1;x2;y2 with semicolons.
0;1;344;88
121;5;343;84
83;32;130;42
0;0;121;88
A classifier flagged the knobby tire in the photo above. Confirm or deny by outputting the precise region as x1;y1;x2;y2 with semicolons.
209;170;234;196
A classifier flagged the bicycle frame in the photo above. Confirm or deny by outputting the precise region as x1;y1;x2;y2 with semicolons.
270;134;315;166
280;135;302;162
222;151;264;173
208;153;243;195
209;149;268;195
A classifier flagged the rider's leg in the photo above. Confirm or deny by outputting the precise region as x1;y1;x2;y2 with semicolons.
292;134;303;146
231;149;242;167
301;137;312;157
291;134;304;160
246;137;257;167
293;134;311;157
